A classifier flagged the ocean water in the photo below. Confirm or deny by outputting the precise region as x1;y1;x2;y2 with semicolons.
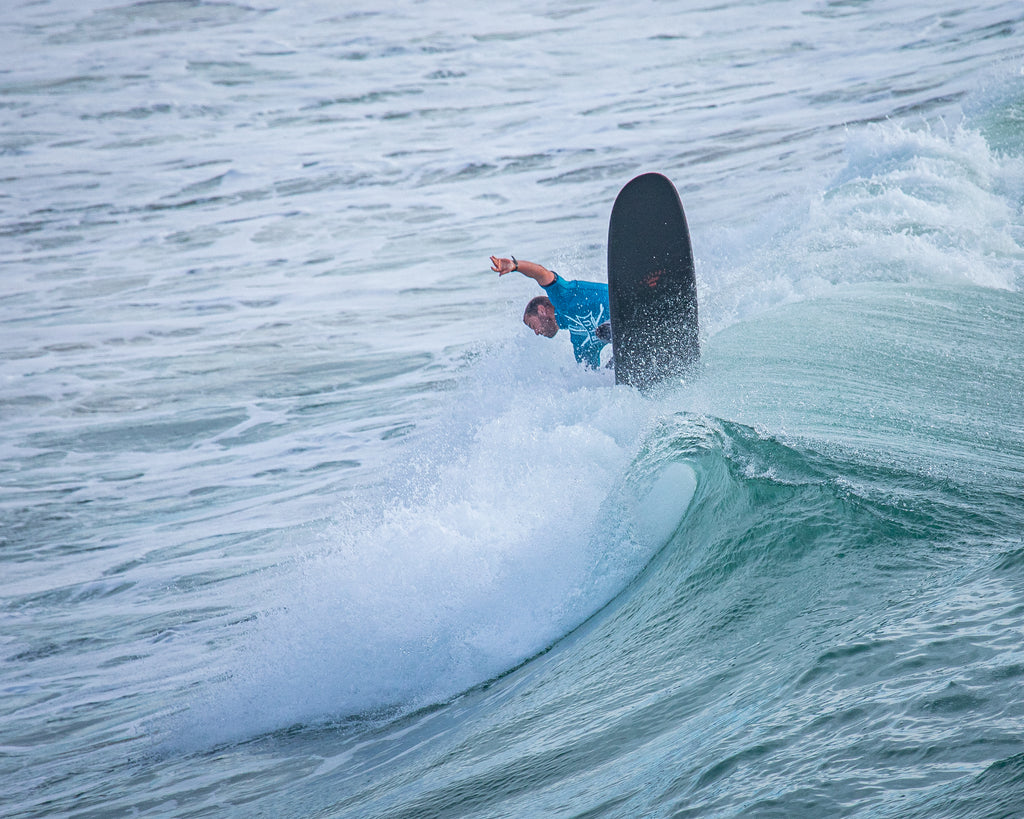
3;0;1024;816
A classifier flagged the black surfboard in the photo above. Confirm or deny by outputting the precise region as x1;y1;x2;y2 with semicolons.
608;172;699;389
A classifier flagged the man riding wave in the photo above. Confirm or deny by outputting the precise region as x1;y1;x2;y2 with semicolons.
490;255;611;370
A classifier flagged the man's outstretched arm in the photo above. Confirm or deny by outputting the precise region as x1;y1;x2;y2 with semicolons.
490;256;556;287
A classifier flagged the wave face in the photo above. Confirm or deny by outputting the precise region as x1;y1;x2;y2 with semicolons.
278;281;1023;819
2;0;1024;817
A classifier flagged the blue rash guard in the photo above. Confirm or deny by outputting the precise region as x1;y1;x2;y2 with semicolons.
542;273;610;370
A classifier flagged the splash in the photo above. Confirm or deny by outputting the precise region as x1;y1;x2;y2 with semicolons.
701;109;1024;338
169;348;696;747
807;119;1023;290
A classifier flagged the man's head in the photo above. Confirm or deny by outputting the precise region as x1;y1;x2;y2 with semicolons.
523;296;558;337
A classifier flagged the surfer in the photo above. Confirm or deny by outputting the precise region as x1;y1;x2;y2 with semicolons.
490;255;611;369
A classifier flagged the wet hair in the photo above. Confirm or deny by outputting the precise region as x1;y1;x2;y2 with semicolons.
524;295;553;319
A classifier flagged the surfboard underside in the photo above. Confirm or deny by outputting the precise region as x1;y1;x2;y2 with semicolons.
608;172;699;390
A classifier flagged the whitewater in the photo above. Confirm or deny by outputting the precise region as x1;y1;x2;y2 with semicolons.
3;0;1024;816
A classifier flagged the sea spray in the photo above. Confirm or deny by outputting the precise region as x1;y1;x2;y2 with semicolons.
701;115;1024;340
170;361;698;747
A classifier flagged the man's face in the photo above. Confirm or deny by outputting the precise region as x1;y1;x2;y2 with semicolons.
524;306;558;338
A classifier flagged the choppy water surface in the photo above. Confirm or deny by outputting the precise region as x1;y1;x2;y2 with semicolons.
2;1;1024;816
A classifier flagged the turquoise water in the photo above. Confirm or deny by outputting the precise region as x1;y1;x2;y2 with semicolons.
222;283;1024;818
3;1;1024;816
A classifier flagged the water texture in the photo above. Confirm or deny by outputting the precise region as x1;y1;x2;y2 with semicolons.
2;1;1024;816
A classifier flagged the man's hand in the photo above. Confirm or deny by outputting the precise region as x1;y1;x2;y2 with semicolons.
490;256;515;275
489;256;556;287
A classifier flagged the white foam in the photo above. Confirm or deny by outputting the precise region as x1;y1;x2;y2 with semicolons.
172;347;694;746
699;115;1024;339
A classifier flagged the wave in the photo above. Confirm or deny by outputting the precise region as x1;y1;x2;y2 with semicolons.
701;73;1024;338
162;68;1024;755
165;353;697;748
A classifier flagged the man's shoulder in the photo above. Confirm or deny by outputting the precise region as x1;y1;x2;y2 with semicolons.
568;277;609;304
577;278;608;294
544;273;607;295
